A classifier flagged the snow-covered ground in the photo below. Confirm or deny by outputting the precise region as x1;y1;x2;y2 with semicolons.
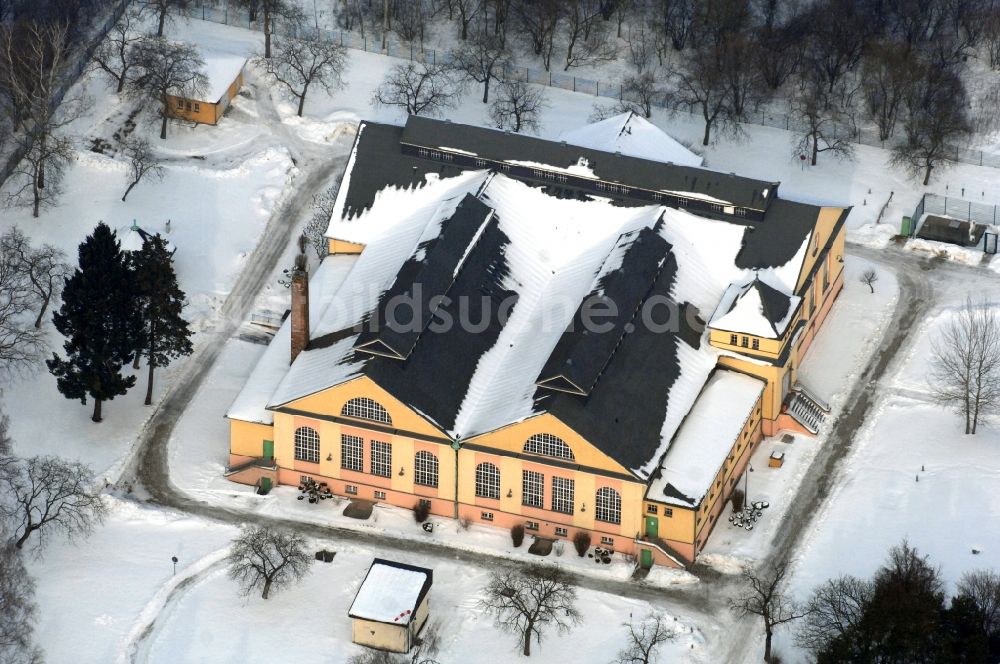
7;11;1000;664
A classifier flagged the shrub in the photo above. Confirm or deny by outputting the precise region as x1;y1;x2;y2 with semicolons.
413;501;431;523
511;524;525;547
572;531;591;557
730;488;745;513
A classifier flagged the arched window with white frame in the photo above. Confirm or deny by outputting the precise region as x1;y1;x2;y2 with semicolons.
414;451;439;488
523;433;575;461
341;397;392;425
475;462;500;499
294;426;320;463
595;487;621;525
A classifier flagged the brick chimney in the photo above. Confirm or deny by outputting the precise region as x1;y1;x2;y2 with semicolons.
290;254;309;364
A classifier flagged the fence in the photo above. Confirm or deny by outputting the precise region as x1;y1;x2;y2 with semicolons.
912;193;1000;227
186;1;1000;172
0;1;129;189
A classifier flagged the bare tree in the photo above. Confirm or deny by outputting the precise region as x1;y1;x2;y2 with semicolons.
128;37;207;140
262;36;348;117
489;78;546;133
227;525;311;599
479;565;581;656
861;268;878;294
626;24;654;74
305;180;340;259
955;569;1000;638
791;65;856;166
120;137;165;202
139;0;191;37
561;0;618;71
452;0;483;40
0;456;107;551
513;0;561;70
232;0;304;58
0;21;85;218
0;233;45;376
0;401;10;458
803;0;870;92
891;64;971;185
861;42;918;142
796;574;873;656
0;545;42;664
929;297;1000;435
719;33;767;121
91;7;144;94
621;72;663;119
0;227;69;328
614;612;676;664
372;62;459;117
670;43;735;146
452;31;509;103
729;560;806;663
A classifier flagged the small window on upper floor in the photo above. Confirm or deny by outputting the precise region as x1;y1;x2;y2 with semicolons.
730;333;738;345
741;336;749;348
341;397;392;425
523;433;575;461
752;338;760;350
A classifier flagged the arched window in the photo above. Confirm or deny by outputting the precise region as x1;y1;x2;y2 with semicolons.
414;451;439;488
294;426;320;463
523;433;575;461
595;487;621;524
341;397;392;425
475;462;500;499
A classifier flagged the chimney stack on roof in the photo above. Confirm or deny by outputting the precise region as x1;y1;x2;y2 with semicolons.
290;252;309;364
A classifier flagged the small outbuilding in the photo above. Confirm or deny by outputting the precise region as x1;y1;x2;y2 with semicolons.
349;559;433;653
168;50;247;126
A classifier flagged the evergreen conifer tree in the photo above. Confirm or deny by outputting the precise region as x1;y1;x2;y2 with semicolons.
132;234;192;405
47;223;140;422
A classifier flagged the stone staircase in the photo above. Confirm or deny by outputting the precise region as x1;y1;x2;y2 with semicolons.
786;384;830;434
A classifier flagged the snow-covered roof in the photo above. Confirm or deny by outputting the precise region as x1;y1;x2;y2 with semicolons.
194;51;246;103
557;112;703;168
648;370;765;507
710;275;801;339
117;220;152;252
349;560;432;625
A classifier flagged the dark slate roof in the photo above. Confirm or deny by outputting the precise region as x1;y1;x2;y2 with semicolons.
754;278;792;330
536;226;670;396
401;116;775;210
354;215;516;432
336;120;822;276
355;194;494;359
532;248;705;473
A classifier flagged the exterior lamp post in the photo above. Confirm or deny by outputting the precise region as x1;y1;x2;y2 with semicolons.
171;556;178;576
451;437;462;520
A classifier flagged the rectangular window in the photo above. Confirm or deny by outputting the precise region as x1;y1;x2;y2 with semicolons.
370;440;392;478
525;521;539;531
300;475;312;484
345;484;358;495
823;260;830;291
555;527;568;537
751;338;760;350
741;336;749;348
194;103;200;112
551;476;575;515
481;511;494;521
730;334;738;345
646;504;658;514
340;434;363;472
475;158;487;167
176;99;184;108
418;148;429;157
601;536;614;546
522;470;544;508
664;507;673;518
419;499;431;508
374;490;386;500
500;164;511;172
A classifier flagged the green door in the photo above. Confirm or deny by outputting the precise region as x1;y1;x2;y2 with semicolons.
640;549;653;569
262;440;274;460
644;516;658;538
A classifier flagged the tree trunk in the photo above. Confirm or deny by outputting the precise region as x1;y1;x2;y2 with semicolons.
764;624;773;662
34;294;50;328
702;121;711;146
262;577;273;599
117;75;126;94
522;623;533;656
160;112;168;140
265;10;273;58
483;77;490;103
122;178;139;201
92;398;103;423
145;356;155;405
157;8;166;37
31;174;40;218
811;132;819;166
14;527;32;549
922;161;933;186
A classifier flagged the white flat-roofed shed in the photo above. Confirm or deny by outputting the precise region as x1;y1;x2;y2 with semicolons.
349;559;433;653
